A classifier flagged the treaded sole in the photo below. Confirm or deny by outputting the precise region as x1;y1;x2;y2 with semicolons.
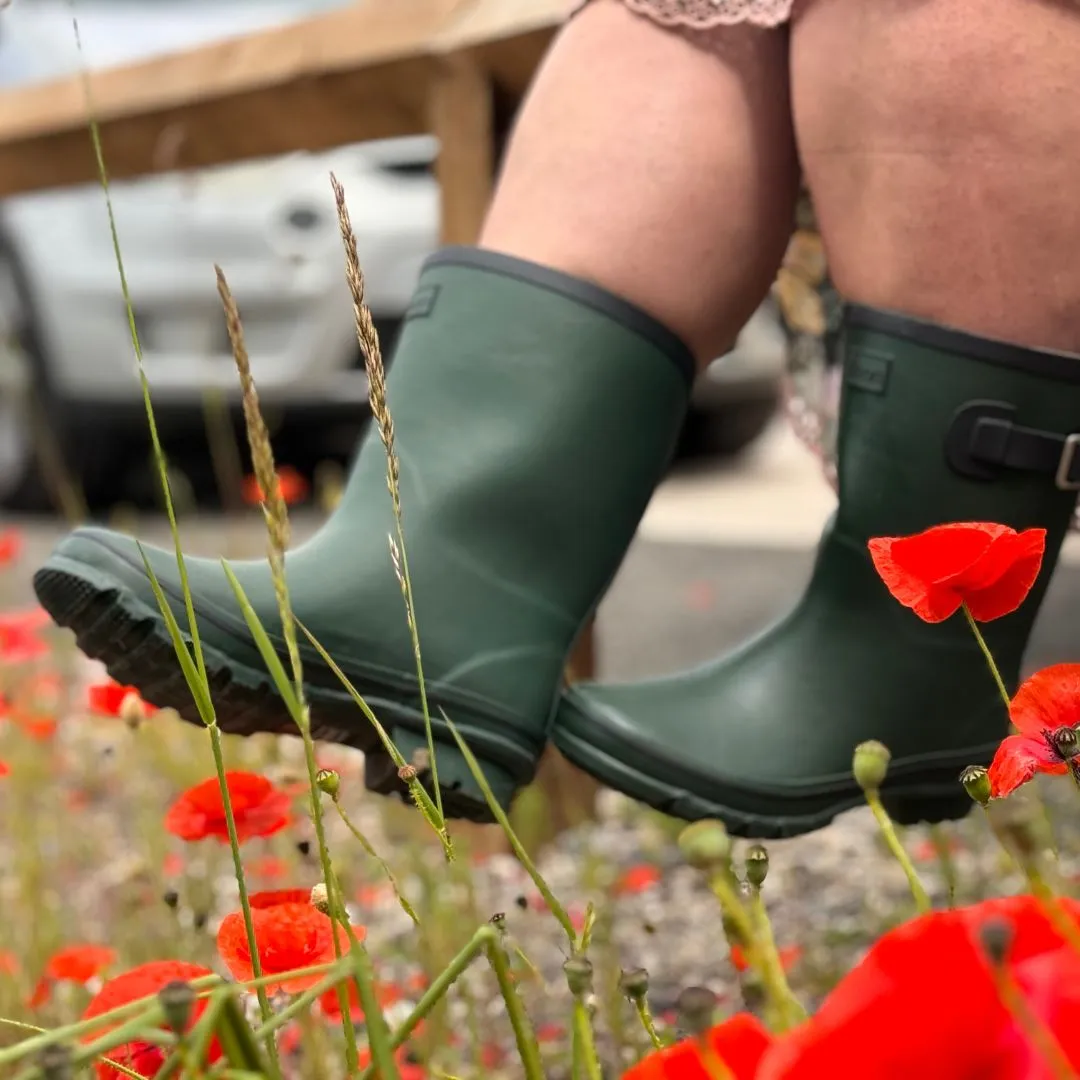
552;724;973;839
34;562;513;823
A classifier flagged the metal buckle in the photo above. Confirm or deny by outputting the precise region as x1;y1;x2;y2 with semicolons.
1056;433;1080;491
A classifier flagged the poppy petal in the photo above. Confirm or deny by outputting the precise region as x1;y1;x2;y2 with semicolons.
961;529;1046;622
868;537;964;623
988;734;1067;798
1009;664;1080;739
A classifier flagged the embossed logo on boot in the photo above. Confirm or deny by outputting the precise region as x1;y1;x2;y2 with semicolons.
405;284;441;321
846;347;893;394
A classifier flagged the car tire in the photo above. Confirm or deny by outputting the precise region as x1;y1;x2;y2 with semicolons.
679;396;779;459
0;229;112;514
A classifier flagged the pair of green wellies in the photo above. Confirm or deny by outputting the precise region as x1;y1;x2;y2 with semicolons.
34;248;1080;838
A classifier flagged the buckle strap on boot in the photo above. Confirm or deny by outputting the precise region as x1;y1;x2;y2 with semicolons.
946;401;1080;490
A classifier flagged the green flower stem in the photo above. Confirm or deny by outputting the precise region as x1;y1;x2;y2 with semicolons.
571;1001;603;1080
331;798;419;925
989;963;1076;1080
206;724;280;1073
747;888;808;1027
928;823;959;908
357;926;498;1080
339;900;400;1080
706;869;802;1032
962;604;1060;856
865;789;931;915
486;939;545;1080
251;971;345;1039
0;965;348;1070
698;1039;737;1080
297;622;448;848
11;1006;172;1080
633;999;665;1051
221;565;360;1072
447;715;578;948
963;604;1012;710
984;807;1080;957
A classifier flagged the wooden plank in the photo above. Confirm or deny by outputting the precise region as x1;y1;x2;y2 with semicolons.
0;0;569;197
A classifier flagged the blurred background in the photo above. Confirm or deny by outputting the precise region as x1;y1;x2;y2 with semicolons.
2;0;1076;687
0;0;787;517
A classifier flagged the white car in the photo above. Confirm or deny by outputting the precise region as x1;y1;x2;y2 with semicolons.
0;0;783;511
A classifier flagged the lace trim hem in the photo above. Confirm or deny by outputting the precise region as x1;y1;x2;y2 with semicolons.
573;0;796;29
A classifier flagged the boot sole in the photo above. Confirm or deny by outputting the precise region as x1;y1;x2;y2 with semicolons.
35;557;532;823
552;722;976;840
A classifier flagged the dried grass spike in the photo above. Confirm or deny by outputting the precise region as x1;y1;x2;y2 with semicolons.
214;266;290;560
330;174;400;503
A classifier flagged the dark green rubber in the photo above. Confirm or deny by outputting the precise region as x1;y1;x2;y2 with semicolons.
554;303;1080;838
34;248;693;821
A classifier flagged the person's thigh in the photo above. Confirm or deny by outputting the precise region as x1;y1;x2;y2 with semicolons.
792;0;1080;351
482;0;800;365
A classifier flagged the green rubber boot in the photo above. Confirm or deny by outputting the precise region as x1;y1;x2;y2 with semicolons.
554;304;1080;837
34;248;693;819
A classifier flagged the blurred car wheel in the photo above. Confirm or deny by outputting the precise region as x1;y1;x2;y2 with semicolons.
0;231;115;513
0;233;52;511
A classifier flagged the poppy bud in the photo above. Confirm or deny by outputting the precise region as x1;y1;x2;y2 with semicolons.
315;769;340;799
309;883;330;914
678;820;732;871
490;912;507;931
563;957;594;998
960;765;992;806
38;1043;72;1080
119;692;145;730
676;986;717;1037
744;845;769;889
979;917;1014;966
853;741;891;792
619;967;650;1002
1052;726;1079;760
158;979;195;1035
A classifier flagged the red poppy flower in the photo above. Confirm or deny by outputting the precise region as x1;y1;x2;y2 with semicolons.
0;608;51;664
0;951;18;976
0;760;9;779
30;945;117;1007
13;713;57;741
164;772;291;844
868;522;1045;623
625;1013;774;1080
247;856;289;881
615;864;662;896
216;902;358;994
319;978;403;1023
0;528;22;565
82;961;221;1080
87;680;158;720
357;1047;425;1080
241;466;309;507
730;944;802;975
987;664;1080;798
248;888;312;909
757;894;1080;1080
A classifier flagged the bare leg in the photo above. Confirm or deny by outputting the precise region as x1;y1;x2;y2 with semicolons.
793;0;1080;351
482;0;800;367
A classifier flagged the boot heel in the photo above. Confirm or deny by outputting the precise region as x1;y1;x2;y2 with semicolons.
882;789;973;828
364;725;522;823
